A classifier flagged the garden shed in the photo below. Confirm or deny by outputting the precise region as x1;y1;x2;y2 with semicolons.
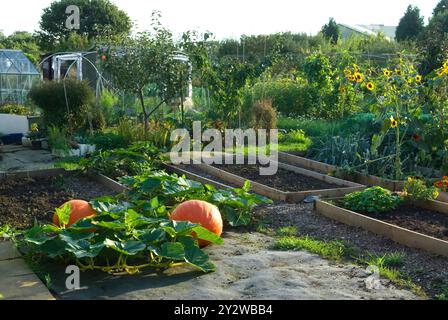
0;49;40;104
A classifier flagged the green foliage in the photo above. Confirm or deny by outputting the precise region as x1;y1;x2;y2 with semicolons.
342;187;403;214
396;5;425;42
28;79;95;133
0;31;41;65
274;236;348;261
78;142;163;179
87;132;127;151
0;104;32;116
37;0;131;51
418;11;448;74
121;173;272;227
48;126;70;152
403;177;439;203
19;204;222;274
433;0;448;16
321;18;340;45
276;226;297;237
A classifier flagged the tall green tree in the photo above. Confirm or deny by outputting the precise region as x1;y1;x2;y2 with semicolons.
418;11;448;74
433;0;448;16
321;18;340;45
396;5;425;42
38;0;131;51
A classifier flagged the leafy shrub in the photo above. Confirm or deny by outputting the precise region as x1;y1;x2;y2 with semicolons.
0;104;31;115
88;132;127;151
28;79;94;133
342;187;402;213
403;177;439;203
48;126;70;152
251;99;277;130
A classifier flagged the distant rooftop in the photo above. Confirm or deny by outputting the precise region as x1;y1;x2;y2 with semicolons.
338;23;397;41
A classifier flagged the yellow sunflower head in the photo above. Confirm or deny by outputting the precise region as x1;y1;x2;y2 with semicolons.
395;68;402;76
383;69;392;77
366;82;375;91
354;72;364;83
390;116;398;129
415;75;422;83
348;75;356;82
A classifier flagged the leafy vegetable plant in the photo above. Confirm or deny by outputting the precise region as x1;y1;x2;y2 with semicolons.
19;199;223;275
120;172;272;227
342;187;402;213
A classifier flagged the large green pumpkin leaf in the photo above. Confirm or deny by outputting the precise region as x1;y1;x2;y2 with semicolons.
184;245;215;273
192;226;224;245
104;239;146;256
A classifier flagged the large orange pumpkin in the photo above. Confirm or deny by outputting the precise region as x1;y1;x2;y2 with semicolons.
53;200;97;228
170;200;223;247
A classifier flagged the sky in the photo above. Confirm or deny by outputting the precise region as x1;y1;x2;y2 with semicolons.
0;0;441;39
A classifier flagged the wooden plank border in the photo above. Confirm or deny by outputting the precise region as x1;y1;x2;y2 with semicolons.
314;199;448;257
168;162;365;203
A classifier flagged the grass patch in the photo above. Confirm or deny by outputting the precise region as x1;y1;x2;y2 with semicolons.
357;252;426;297
274;236;348;261
276;226;298;237
55;156;83;171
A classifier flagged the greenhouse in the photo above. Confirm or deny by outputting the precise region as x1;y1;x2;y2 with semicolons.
0;49;40;104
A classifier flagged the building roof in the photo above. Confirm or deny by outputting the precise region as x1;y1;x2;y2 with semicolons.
338;23;396;41
0;49;39;75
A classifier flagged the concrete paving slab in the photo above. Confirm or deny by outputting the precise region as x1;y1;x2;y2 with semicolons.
0;241;21;261
0;273;55;300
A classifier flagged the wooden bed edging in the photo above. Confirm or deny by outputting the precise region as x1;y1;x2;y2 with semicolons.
437;192;448;203
314;199;448;258
278;152;407;191
169;163;365;203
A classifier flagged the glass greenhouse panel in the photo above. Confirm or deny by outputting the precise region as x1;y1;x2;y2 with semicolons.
0;49;40;104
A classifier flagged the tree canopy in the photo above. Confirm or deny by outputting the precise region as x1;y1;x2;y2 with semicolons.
433;0;448;16
321;18;340;45
38;0;132;51
396;5;425;42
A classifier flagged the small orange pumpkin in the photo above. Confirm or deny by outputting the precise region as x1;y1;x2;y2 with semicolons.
170;200;223;247
53;200;97;228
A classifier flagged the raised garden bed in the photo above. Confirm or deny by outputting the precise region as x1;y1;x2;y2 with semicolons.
0;169;122;229
169;161;364;203
315;198;448;257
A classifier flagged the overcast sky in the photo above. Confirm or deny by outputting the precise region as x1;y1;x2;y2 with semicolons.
0;0;441;39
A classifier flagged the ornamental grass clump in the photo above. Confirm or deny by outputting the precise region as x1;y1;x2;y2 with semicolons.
342;187;402;214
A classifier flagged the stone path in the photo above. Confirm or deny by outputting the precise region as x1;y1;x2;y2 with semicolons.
0;145;54;172
0;241;55;300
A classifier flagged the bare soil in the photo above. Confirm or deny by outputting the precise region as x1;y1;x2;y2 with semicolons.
0;174;117;229
214;164;339;192
363;205;448;241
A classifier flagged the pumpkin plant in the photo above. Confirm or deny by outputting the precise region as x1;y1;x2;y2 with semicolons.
19;197;223;275
120;171;272;227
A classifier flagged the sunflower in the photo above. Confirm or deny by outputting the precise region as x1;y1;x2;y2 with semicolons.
390;116;398;129
407;77;413;84
383;69;392;77
366;82;375;91
354;72;364;83
395;68;402;76
348;75;356;82
415;75;422;83
444;61;448;69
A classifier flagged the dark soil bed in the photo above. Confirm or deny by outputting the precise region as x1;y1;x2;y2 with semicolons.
213;164;339;192
345;204;448;242
0;174;117;229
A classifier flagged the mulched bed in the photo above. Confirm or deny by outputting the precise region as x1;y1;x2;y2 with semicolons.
0;174;117;229
360;205;448;242
254;203;448;299
213;164;339;192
